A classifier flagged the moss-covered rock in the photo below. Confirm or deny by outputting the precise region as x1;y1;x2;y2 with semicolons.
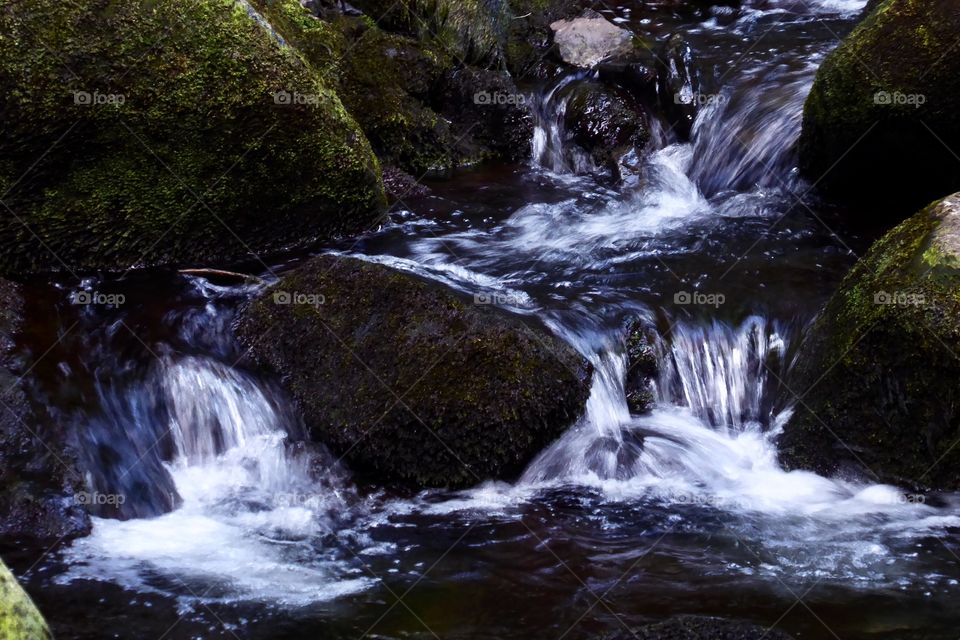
779;192;960;489
350;0;511;67
504;0;586;78
236;255;592;488
0;0;385;275
798;0;960;213
255;0;532;176
0;559;51;640
0;279;90;543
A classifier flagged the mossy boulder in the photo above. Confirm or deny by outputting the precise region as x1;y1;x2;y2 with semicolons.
0;0;385;275
0;559;51;640
350;0;511;67
236;255;592;488
504;0;586;78
255;0;532;177
779;192;960;489
798;0;960;213
0;279;90;544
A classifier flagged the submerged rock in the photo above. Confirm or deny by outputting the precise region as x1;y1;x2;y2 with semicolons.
657;34;701;140
0;0;384;275
237;256;592;489
0;279;89;544
625;321;657;415
616;616;794;639
779;192;960;489
550;9;635;68
798;0;960;213
561;81;650;177
0;560;51;640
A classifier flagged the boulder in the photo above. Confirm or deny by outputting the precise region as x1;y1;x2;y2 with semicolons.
798;0;960;213
561;81;650;176
779;192;960;489
236;256;593;488
257;0;533;176
0;0;385;275
550;9;635;69
0;559;51;640
625;321;657;415
349;0;511;67
0;279;90;544
657;34;701;140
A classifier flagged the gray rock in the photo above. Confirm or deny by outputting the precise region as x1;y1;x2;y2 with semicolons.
550;9;635;68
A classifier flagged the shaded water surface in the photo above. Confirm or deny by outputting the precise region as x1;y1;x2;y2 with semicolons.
11;1;960;639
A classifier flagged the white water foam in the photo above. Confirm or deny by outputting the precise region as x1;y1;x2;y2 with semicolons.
63;356;371;606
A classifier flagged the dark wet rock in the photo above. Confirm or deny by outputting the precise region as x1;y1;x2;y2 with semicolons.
0;280;90;544
597;51;660;108
779;192;960;490
550;9;635;68
625;321;658;415
562;81;650;176
437;68;535;165
798;0;960;214
0;0;385;275
0;559;51;640
613;616;794;639
237;255;593;489
657;33;702;140
382;167;431;201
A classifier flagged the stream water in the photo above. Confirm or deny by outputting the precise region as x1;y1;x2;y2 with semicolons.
9;1;960;638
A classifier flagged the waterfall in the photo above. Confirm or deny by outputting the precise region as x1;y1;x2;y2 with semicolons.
657;317;787;431
63;284;367;606
530;72;597;175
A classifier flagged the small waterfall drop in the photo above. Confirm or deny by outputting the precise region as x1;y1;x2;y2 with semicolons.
657;316;787;431
63;285;367;606
530;72;597;175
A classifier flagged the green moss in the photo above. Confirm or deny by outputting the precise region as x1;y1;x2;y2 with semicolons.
0;0;385;274
779;193;960;489
237;255;592;488
0;559;50;640
798;0;960;211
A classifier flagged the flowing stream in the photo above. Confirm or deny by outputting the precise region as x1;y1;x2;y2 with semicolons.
13;1;960;638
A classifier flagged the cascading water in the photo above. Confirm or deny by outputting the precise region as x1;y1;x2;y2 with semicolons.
37;0;960;636
63;281;368;606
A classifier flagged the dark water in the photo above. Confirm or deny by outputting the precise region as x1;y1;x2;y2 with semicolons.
9;1;960;639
